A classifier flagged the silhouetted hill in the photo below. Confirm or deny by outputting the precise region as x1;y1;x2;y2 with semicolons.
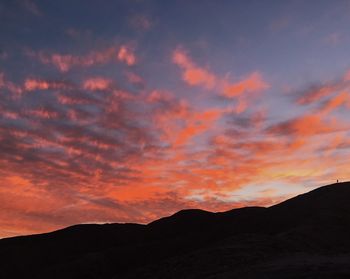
1;182;350;278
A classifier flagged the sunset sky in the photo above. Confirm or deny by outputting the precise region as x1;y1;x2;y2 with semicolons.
1;0;350;238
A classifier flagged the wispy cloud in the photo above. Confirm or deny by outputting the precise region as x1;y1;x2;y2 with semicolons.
172;48;269;113
26;44;137;72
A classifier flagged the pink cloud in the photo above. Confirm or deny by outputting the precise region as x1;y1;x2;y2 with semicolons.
83;77;111;91
125;71;144;86
24;79;69;91
26;108;60;119
232;98;248;114
117;46;136;66
344;70;350;81
38;47;116;72
0;72;4;88
0;72;23;97
24;79;50;91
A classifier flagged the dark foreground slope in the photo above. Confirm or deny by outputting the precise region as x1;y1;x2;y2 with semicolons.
1;182;350;278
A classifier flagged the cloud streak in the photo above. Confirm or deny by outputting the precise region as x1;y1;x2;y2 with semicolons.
26;45;137;72
172;48;269;114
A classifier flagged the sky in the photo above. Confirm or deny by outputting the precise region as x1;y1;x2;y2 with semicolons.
0;0;350;238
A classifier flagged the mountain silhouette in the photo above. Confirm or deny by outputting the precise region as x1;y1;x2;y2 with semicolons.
1;181;350;278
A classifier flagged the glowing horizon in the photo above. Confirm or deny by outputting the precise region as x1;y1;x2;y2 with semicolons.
0;0;349;238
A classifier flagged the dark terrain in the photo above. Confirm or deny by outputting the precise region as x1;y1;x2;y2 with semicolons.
1;182;350;278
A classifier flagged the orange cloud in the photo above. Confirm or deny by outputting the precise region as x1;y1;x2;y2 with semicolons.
267;113;344;137
319;91;350;114
223;72;269;98
232;98;248;114
147;90;224;146
172;49;216;89
174;109;222;146
296;73;350;107
172;48;268;114
297;84;338;105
